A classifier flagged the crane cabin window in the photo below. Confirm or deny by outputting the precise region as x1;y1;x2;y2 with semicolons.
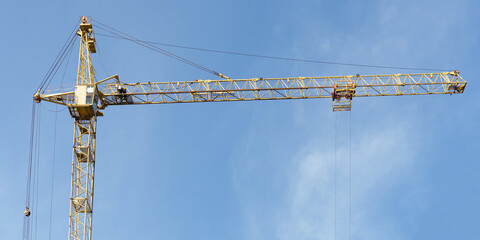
75;86;98;105
72;85;99;118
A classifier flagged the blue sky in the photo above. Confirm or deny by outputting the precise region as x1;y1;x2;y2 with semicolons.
1;0;479;240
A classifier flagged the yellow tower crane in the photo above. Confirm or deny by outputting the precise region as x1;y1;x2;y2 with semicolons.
31;16;466;240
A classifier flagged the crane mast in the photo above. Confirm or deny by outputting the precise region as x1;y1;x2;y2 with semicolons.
69;16;98;240
32;17;466;240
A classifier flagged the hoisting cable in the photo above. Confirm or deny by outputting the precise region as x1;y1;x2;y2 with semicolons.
32;103;42;240
332;112;353;240
47;104;58;240
349;111;352;240
91;20;231;80
94;32;453;72
25;21;78;238
334;112;337;240
23;101;42;240
47;41;72;239
23;102;36;240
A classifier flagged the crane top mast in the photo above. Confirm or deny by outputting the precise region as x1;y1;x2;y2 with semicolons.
70;16;104;119
77;16;96;85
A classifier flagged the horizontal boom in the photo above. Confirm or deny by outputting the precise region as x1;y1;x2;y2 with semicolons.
38;71;466;112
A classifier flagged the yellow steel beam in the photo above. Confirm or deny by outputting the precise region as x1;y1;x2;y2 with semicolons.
69;16;97;240
38;72;466;109
97;71;465;106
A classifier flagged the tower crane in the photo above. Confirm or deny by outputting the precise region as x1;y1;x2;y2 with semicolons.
30;16;466;240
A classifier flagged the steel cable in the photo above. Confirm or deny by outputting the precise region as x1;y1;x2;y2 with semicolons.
33;104;41;240
41;37;77;93
38;22;79;93
349;111;352;240
334;112;337;240
92;20;229;78
23;102;37;240
94;32;453;72
47;105;58;240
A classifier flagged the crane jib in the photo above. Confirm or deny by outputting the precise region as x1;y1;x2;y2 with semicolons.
38;72;466;115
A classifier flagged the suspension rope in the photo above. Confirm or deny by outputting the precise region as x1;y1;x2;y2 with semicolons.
95;40;111;76
334;112;337;240
23;101;43;240
48;105;58;240
92;20;231;79
46;43;73;239
349;111;352;240
95;32;452;72
41;104;68;113
33;103;42;240
332;112;353;240
23;102;37;240
25;103;36;207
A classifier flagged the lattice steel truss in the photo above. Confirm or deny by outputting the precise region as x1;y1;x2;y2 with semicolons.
41;72;466;110
68;16;98;240
69;119;96;240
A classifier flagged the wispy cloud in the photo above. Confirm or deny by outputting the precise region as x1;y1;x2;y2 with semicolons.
276;116;421;240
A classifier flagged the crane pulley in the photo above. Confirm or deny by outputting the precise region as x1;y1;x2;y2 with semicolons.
31;16;467;240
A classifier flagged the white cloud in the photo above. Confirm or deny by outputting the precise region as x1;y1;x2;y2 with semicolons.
276;116;421;240
278;148;335;240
